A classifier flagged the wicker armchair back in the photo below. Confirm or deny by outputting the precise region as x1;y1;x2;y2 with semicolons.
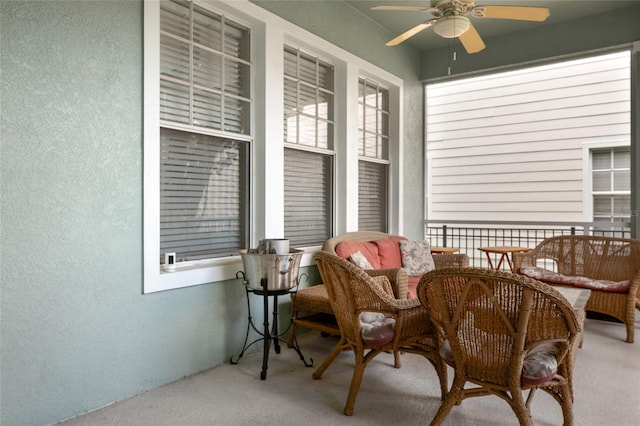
313;251;447;416
417;268;580;426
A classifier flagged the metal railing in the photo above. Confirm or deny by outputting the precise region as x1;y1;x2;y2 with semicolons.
425;220;632;270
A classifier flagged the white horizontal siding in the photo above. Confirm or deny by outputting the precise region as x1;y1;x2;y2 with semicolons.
426;51;631;223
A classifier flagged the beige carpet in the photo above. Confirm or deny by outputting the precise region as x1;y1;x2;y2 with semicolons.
60;316;640;425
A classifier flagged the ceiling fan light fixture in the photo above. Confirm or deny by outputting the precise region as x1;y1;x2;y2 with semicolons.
433;15;470;38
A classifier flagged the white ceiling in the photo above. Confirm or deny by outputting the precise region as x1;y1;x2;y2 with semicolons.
345;0;639;51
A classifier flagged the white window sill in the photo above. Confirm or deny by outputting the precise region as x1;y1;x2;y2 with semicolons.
145;247;320;293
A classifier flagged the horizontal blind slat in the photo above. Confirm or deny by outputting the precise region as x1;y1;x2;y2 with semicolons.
160;128;247;260
284;148;332;246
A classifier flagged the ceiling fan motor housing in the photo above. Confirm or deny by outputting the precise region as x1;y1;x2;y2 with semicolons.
433;15;471;38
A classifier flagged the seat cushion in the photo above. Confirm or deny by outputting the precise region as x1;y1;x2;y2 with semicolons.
292;285;333;314
407;275;420;299
519;266;631;293
359;311;395;347
335;241;381;269
439;339;561;386
521;342;561;386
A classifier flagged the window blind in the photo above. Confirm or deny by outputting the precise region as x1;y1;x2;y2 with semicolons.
160;129;248;261
284;148;333;246
358;161;388;232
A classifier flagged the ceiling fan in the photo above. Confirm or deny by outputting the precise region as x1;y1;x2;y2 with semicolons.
373;0;550;53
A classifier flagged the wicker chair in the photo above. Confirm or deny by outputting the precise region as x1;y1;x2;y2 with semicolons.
313;251;448;416
288;232;469;347
513;235;640;343
417;268;581;426
322;231;470;299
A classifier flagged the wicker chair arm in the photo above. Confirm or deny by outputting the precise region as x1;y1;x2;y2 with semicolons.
365;268;409;300
433;253;469;269
512;251;537;270
629;272;640;299
351;275;421;314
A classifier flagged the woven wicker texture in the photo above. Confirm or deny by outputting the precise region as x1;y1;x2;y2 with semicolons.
513;235;640;343
322;231;469;299
289;232;469;347
313;251;448;416
417;268;581;426
291;284;333;315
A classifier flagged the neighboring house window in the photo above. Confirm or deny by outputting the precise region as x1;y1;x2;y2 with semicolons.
283;46;335;247
592;147;631;224
358;78;389;232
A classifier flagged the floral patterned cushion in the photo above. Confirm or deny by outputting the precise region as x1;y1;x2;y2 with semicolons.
399;240;436;275
439;339;560;386
521;342;561;386
359;311;395;347
519;266;631;293
350;250;374;269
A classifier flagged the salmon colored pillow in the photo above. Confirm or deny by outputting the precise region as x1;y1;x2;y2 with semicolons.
335;241;381;269
373;237;405;269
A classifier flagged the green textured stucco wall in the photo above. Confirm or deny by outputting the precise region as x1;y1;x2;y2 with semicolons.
0;1;423;425
0;1;246;424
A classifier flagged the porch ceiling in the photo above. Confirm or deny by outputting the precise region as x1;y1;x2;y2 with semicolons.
346;0;639;52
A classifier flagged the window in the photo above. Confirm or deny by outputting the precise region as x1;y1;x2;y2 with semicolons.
144;0;253;292
160;0;251;261
283;46;335;247
358;78;389;232
144;0;404;292
592;147;631;223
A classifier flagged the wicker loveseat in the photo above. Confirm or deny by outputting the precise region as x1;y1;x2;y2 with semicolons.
513;235;640;343
288;231;469;345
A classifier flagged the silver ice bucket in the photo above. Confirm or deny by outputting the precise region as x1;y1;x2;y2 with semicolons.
238;249;303;291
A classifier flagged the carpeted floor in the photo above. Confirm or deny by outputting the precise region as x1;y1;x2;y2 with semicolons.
59;316;640;425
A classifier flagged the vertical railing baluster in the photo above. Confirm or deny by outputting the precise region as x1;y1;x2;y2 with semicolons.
443;225;448;247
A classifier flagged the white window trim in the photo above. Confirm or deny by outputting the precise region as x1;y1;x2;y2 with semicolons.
581;139;630;222
143;0;403;293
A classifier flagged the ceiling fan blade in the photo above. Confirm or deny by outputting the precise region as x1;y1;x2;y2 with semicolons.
473;6;550;22
372;6;432;12
458;22;486;54
386;20;435;46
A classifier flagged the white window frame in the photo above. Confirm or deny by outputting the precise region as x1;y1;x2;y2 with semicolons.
357;77;392;232
582;140;631;222
143;0;403;293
